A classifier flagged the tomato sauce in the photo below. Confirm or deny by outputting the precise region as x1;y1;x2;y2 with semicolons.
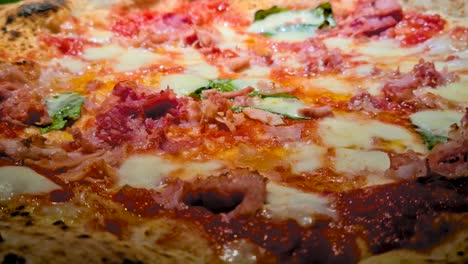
394;12;446;46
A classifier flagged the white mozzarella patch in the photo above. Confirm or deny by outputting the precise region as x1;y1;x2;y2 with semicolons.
318;114;426;153
410;110;464;136
356;39;422;57
117;156;177;188
82;45;160;72
175;47;205;63
419;81;468;106
231;78;274;92
0;166;61;200
334;148;390;175
82;44;124;60
115;48;161;72
251;97;308;119
159;74;209;96
323;37;353;50
436;58;468;72
240;65;271;77
185;63;220;79
176;161;225;181
216;24;247;50
48;57;86;73
286;143;326;174
270;31;314;42
88;29;114;43
263;183;336;226
248;11;323;34
306;76;356;94
117;155;226;188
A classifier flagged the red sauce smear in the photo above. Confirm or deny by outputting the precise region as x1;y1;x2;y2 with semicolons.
41;36;86;55
336;177;468;253
114;176;467;263
393;12;446;46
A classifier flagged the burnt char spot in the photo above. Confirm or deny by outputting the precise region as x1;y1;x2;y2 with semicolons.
5;16;14;25
52;220;64;226
122;259;143;264
77;234;90;239
0;234;4;243
2;254;25;264
16;1;59;18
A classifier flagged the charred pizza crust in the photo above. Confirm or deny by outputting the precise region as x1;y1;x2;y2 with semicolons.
0;0;467;263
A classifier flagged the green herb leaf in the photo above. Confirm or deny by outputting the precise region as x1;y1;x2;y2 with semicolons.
312;2;336;28
416;129;448;150
231;106;244;113
39;93;85;133
250;97;310;120
190;79;237;98
254;6;288;21
0;0;21;4
261;93;297;99
251;2;336;37
248;92;297;99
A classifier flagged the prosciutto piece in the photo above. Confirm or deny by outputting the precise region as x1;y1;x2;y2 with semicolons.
337;0;403;36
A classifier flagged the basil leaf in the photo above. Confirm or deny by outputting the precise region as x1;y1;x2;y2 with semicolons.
254;6;288;21
416;129;448;150
261;93;297;99
248;91;297;99
312;2;336;28
0;0;21;4
39;93;85;133
250;2;336;36
190;79;237;98
231;106;244;113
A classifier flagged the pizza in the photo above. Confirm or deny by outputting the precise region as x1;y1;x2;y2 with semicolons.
0;0;466;263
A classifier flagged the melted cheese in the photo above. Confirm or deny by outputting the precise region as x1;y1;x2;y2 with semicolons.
117;156;177;188
270;31;314;42
252;97;308;119
82;45;160;72
263;183;336;226
410;110;464;136
159;74;209;95
318;114;426;153
185;63;220;79
420;81;468;106
117;155;226;188
0;166;61;200
216;24;248;50
82;44;124;60
88;29;114;43
49;57;86;73
248;11;323;34
286;143;326;174
115;48;161;72
307;76;356;94
335;148;390;175
240;65;271;77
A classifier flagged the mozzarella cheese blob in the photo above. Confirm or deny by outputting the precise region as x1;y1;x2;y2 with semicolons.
318;114;426;154
410;110;464;136
0;166;61;200
263;183;336;226
117;155;226;188
286;143;327;174
159;74;209;95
